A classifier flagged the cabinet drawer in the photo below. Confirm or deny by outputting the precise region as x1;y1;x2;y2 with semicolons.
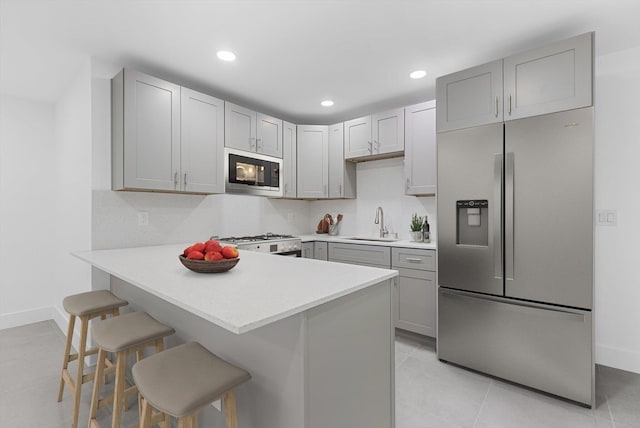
392;248;435;271
328;243;390;268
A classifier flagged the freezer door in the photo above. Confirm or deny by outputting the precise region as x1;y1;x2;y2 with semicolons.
437;123;504;295
438;288;593;406
504;108;593;309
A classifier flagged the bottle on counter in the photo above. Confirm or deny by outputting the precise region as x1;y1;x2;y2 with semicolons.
422;217;430;243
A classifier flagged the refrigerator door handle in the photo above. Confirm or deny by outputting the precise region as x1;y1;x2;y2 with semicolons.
494;154;503;279
505;152;515;280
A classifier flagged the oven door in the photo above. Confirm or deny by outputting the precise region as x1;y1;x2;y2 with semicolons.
275;249;302;257
225;148;283;197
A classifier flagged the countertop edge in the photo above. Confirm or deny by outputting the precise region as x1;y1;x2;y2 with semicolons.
298;234;437;250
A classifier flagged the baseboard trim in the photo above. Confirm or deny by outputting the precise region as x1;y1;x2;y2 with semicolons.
596;344;640;374
0;306;55;331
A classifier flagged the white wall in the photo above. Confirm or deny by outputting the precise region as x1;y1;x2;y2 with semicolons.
52;58;94;326
593;45;640;373
0;95;57;328
309;157;436;241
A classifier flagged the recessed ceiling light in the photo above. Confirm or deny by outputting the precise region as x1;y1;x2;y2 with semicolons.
216;50;236;62
410;70;427;79
321;100;334;107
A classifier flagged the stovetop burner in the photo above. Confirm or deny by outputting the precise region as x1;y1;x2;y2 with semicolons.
217;233;296;244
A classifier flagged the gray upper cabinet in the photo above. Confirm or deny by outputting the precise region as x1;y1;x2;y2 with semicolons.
328;123;356;199
404;100;436;195
225;102;283;157
224;102;256;153
345;108;405;160
437;32;593;132
503;32;593;120
112;69;223;194
344;115;372;159
372;108;404;155
256;113;283;157
180;88;225;193
113;68;181;192
297;125;329;198
282;121;297;198
436;60;503;133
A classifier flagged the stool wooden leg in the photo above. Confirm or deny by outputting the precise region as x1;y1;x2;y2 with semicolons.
112;351;127;428
139;397;153;428
224;390;238;428
89;348;107;427
70;315;89;428
57;314;76;402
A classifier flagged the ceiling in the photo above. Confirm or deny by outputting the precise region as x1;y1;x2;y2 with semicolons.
2;0;640;124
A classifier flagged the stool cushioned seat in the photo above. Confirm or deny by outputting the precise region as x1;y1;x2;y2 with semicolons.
62;290;127;316
132;342;251;418
91;311;175;352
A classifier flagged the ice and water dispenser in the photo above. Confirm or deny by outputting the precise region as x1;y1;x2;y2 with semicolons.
456;200;488;246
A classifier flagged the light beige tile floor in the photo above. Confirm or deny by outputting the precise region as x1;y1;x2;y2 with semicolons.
1;321;638;427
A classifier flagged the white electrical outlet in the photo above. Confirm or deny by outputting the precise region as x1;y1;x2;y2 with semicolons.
137;211;149;226
596;209;617;226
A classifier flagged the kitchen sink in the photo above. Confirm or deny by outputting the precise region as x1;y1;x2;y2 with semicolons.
345;236;399;242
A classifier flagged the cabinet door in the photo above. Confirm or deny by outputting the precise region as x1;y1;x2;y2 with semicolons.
257;113;283;157
180;88;224;194
123;69;181;191
503;32;592;120
394;268;436;337
328;123;345;198
282;121;297;198
302;242;314;258
372;108;404;155
404;101;436;195
297;125;329;198
436;60;503;132
313;242;328;261
344;116;372;159
224;102;256;152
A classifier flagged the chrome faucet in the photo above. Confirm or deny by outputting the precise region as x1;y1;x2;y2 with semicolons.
374;206;388;238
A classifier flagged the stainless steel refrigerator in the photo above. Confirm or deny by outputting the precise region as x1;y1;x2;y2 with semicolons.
436;107;594;406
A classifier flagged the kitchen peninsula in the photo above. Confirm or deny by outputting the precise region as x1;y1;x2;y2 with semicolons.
73;244;398;428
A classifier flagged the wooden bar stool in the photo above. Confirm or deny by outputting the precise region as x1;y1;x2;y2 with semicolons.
88;311;175;428
132;341;251;428
57;290;128;428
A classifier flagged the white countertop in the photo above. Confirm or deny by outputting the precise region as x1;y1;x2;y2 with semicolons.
299;234;437;250
73;244;397;335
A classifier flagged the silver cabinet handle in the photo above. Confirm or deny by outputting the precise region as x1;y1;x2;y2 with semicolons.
508;95;512;115
405;178;410;192
505;152;515;280
323;184;327;196
284;183;288;194
405;257;423;263
174;171;178;187
494;154;503;280
183;172;187;187
367;141;373;154
256;138;262;151
496;96;499;117
339;184;342;196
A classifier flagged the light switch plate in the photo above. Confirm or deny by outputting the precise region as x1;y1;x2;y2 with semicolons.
596;209;617;226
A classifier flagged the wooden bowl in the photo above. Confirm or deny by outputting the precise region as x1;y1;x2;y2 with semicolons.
178;255;240;273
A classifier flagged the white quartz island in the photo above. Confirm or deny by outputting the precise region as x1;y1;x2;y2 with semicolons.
73;244;398;428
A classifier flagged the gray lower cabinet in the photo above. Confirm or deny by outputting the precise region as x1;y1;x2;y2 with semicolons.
328;243;391;267
392;247;436;337
313;242;328;261
302;242;314;259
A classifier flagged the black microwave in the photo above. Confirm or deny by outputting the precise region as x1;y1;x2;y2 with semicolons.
225;148;283;197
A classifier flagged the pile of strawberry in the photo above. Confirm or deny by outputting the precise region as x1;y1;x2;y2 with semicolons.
183;240;239;261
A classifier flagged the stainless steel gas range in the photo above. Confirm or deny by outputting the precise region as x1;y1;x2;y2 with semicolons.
217;233;302;257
